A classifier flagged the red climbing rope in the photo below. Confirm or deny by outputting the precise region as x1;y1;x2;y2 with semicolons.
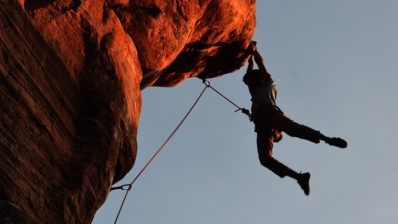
112;84;209;224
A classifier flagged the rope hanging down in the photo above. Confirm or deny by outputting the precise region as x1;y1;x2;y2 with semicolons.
111;84;208;224
111;79;250;224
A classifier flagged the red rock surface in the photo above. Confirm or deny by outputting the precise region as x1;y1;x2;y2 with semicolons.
0;0;255;223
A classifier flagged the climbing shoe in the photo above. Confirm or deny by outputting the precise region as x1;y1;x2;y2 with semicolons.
297;172;310;196
325;137;347;148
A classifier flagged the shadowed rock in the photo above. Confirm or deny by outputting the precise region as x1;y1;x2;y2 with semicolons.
0;0;255;223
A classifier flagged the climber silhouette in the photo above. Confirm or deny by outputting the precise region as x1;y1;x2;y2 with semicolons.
243;42;347;196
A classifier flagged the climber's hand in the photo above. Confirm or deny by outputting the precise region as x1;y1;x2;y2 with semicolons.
241;108;250;115
247;41;257;54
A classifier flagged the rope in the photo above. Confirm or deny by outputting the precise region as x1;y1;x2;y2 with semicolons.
111;79;250;223
202;79;252;120
111;84;208;224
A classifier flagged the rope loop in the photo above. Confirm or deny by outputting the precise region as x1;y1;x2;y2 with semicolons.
202;79;211;87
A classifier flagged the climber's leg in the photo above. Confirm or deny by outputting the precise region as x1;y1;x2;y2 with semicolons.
256;131;299;179
265;108;323;144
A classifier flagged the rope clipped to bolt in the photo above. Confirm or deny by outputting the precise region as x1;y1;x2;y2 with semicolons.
111;79;251;223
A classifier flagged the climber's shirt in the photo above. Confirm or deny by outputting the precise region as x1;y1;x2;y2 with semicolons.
251;78;277;116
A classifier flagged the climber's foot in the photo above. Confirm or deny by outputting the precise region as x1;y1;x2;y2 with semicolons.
297;172;310;196
325;137;347;148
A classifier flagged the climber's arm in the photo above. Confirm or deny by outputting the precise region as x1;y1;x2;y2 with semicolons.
246;55;254;73
253;50;269;74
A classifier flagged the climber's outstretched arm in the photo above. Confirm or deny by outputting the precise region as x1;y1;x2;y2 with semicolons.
246;55;254;73
253;50;269;74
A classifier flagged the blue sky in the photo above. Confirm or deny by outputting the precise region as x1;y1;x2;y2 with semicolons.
94;1;398;223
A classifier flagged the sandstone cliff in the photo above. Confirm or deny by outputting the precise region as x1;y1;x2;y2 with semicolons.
0;0;255;223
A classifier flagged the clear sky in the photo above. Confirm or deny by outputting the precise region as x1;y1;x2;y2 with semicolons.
93;1;398;223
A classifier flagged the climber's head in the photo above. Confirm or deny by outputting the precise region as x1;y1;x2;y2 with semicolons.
243;69;265;87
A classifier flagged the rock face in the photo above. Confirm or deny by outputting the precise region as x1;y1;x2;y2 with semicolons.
0;0;255;223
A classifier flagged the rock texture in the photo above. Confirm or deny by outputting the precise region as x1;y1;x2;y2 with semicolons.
0;0;255;223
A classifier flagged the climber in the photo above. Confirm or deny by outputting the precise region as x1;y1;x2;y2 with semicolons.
243;42;347;196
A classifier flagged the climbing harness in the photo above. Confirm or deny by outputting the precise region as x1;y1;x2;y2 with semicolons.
111;79;250;224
